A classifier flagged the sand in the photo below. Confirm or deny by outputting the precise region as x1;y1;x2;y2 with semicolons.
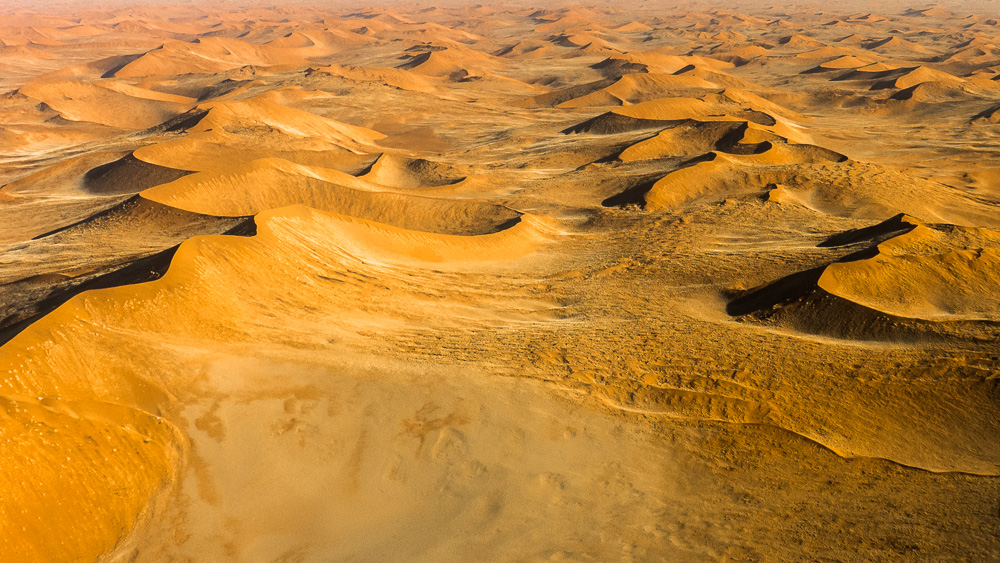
1;1;999;562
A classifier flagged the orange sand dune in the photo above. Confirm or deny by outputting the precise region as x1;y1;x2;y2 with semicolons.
567;90;808;142
316;63;440;93
2;3;1000;562
140;157;518;235
889;65;965;88
397;45;507;78
186;96;385;152
17;79;195;129
132;129;378;173
0;204;552;561
360;153;467;188
113;36;310;78
818;217;1000;320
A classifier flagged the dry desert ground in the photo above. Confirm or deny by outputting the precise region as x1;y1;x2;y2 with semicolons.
0;1;999;561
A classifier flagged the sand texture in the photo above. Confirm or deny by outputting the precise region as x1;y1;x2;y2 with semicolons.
1;1;999;561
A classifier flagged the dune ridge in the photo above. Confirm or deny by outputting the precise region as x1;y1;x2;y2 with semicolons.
2;2;1000;562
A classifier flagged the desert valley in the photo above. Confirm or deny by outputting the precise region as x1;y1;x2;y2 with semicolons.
0;0;999;561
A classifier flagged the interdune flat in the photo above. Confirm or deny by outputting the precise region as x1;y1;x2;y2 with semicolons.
2;2;1000;562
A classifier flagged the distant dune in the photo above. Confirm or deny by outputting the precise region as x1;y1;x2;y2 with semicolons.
1;2;999;562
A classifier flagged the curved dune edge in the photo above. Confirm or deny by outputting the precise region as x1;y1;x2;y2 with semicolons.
730;214;1000;324
131;129;378;174
360;153;467;188
644;143;846;209
190;97;385;150
594;383;1000;476
16;79;196;129
617;117;823;164
554;73;719;109
138;157;520;235
566;90;810;144
0;204;554;561
253;204;557;264
640;147;1000;228
617;120;749;162
817;219;1000;321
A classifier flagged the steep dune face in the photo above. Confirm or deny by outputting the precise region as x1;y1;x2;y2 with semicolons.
4;2;1000;562
636;143;1000;228
0;205;553;561
131;129;378;173
17;80;195;129
113;37;310;77
821;248;1000;319
187;97;386;152
729;214;1000;338
818;220;1000;321
360;153;466;188
140;158;519;234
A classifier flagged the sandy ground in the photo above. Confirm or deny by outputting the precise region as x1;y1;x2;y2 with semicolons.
1;1;999;561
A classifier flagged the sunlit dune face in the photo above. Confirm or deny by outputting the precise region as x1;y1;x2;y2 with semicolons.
2;1;1000;561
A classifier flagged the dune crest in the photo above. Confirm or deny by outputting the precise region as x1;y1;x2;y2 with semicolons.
2;2;1000;561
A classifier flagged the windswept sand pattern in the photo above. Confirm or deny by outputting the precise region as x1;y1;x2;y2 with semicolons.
1;1;1000;562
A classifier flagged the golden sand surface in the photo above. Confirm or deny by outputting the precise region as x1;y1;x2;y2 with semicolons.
1;1;999;561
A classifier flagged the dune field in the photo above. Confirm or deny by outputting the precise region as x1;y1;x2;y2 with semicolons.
1;0;999;561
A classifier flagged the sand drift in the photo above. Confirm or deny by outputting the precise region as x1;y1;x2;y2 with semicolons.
1;2;999;562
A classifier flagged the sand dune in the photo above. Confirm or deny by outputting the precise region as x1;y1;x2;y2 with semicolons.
185;95;385;152
806;54;877;71
316;63;440;93
819;218;1000;320
360;153;466;188
555;72;720;108
17;79;195;129
566;90;807;143
641;143;844;209
619;120;776;162
132;129;378;173
880;65;965;88
113;37;309;77
0;203;557;562
396;45;512;84
3;2;1000;562
141;157;518;235
638;142;1000;225
729;214;1000;341
864;35;935;55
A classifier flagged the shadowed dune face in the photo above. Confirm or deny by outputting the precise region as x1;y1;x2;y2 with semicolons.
3;1;1000;562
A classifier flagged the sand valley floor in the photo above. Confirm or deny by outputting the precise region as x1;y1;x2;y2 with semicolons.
0;1;999;561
